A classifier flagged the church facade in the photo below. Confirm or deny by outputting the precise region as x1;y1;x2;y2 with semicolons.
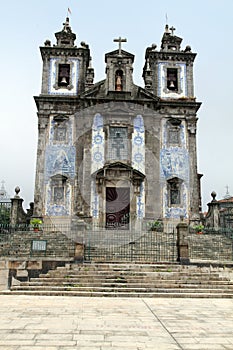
33;18;202;230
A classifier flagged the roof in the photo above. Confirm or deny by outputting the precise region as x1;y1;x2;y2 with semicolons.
218;196;233;203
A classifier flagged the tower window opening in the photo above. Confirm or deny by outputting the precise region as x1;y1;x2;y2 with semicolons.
168;45;177;51
58;64;70;87
167;68;178;91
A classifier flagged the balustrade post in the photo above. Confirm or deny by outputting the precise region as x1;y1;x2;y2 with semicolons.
176;217;190;264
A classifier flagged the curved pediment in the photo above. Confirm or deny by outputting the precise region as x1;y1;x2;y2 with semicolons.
94;162;145;180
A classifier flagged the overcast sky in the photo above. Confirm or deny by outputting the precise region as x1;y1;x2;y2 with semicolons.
1;0;232;211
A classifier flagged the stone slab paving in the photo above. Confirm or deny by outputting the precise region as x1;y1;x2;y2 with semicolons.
0;296;232;349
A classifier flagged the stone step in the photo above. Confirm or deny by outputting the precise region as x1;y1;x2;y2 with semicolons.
20;279;233;289
10;285;233;293
44;266;183;274
4;290;233;298
8;262;233;298
35;274;229;282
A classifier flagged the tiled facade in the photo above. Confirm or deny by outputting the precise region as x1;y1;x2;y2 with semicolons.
33;19;201;227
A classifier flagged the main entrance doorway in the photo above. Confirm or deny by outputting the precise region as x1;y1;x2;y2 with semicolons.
106;187;130;229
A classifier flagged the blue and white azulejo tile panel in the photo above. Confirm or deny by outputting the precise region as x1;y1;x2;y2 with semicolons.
91;114;105;174
132;115;145;174
45;184;71;216
45;145;76;181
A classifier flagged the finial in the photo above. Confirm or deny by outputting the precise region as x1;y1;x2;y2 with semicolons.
14;186;20;198
44;39;51;47
184;45;191;52
63;17;72;33
165;24;170;33
211;191;217;202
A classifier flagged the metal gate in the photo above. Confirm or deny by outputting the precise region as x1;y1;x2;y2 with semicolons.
84;229;177;262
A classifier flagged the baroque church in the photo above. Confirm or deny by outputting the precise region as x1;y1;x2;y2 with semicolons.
33;17;202;230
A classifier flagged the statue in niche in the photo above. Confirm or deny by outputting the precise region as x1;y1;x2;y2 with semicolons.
115;71;123;91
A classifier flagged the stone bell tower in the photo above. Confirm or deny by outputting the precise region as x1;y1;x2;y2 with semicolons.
33;17;93;220
143;25;201;222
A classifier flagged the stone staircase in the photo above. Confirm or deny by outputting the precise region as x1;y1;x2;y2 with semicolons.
6;263;233;298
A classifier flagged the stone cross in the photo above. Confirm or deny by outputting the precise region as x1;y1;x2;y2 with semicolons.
170;26;176;35
114;37;127;55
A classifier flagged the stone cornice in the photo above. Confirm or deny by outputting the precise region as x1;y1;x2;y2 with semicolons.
146;51;196;63
34;95;80;113
34;93;201;115
40;46;90;60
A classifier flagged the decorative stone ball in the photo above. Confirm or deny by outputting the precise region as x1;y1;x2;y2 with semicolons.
211;191;217;201
15;186;20;195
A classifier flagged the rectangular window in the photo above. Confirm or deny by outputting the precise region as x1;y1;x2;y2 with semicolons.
169;128;180;145
107;127;128;161
50;175;67;205
167;68;178;91
170;186;180;205
53;186;65;203
168;178;182;206
58;64;70;87
54;124;67;142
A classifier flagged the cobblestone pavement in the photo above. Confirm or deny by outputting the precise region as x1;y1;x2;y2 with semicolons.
0;295;233;349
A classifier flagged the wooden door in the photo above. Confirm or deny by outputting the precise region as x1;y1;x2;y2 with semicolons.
106;187;130;229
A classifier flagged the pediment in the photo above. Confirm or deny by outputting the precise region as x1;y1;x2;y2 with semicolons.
94;162;145;180
105;49;134;61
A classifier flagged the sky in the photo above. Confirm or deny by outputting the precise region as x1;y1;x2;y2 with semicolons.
0;0;233;211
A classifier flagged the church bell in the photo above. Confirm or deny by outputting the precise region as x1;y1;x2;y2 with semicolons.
61;76;68;84
169;80;175;88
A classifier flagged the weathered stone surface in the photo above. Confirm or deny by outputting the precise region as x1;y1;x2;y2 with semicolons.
33;20;202;230
27;260;42;269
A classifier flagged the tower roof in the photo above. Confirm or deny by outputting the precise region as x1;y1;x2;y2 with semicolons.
161;25;183;51
55;17;76;47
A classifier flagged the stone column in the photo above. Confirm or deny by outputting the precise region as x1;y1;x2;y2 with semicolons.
205;191;220;230
10;187;27;225
187;118;200;221
177;218;189;264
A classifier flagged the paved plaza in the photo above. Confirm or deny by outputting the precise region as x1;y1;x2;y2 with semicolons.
0;295;233;349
